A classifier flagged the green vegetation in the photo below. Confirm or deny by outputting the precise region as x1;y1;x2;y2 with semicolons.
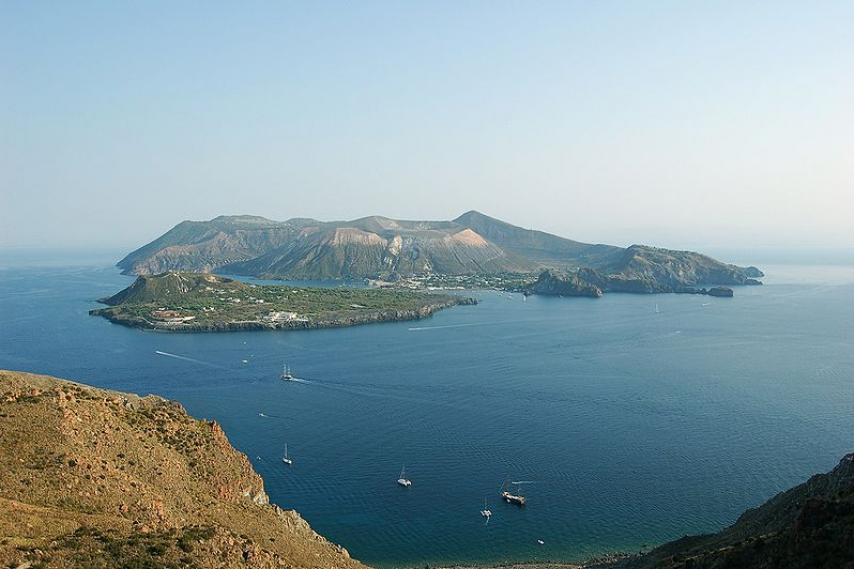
90;272;474;332
40;525;228;568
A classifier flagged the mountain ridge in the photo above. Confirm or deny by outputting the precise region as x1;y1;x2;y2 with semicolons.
118;211;763;291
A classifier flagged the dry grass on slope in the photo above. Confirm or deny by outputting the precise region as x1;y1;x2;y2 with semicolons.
0;370;366;569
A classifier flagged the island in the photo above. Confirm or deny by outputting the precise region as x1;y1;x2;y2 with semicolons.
114;211;764;296
89;272;476;333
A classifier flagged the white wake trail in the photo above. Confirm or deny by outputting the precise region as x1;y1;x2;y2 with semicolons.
154;350;226;369
408;323;485;331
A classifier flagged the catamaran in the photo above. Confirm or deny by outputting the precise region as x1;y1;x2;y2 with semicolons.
397;465;412;487
282;444;293;465
281;364;293;381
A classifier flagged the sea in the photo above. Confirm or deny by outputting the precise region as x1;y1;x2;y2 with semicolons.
1;249;853;568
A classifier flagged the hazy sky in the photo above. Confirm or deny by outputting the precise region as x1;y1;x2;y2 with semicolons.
2;1;852;251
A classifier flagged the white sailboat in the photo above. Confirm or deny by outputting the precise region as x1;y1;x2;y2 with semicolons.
480;497;492;519
282;444;293;465
397;464;412;487
281;364;293;381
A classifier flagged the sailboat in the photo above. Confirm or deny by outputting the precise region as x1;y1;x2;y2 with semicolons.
397;464;412;487
282;444;293;465
281;364;293;381
655;303;660;314
480;497;492;519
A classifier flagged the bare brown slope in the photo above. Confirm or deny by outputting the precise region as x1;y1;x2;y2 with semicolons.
0;370;366;569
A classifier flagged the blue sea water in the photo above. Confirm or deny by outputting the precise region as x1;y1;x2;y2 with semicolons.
1;252;853;567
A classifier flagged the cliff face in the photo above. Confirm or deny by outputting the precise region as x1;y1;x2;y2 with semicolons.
223;225;529;280
576;267;671;294
612;453;854;569
117;216;306;276
0;370;366;568
454;210;625;269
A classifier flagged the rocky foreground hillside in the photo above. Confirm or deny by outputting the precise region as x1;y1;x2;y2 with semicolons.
605;453;854;569
117;212;762;291
0;370;365;568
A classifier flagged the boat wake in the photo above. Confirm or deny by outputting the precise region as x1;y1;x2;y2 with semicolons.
408;323;486;332
154;350;226;369
257;412;290;420
408;318;522;332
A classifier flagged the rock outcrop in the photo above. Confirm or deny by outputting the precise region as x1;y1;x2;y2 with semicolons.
524;269;604;298
707;286;734;297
